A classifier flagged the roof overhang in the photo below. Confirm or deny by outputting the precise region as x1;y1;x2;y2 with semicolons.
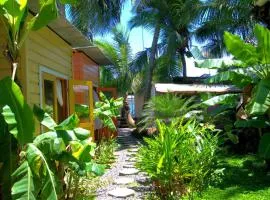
155;83;242;95
28;1;112;66
73;46;112;66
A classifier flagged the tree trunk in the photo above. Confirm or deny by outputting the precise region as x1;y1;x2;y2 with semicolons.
144;23;161;102
57;1;66;17
180;51;187;78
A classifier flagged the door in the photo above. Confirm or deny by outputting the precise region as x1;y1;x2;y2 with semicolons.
69;80;94;138
42;73;68;123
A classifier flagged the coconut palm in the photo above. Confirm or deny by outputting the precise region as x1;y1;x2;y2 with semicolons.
195;0;255;58
130;0;202;102
95;26;134;96
65;0;125;39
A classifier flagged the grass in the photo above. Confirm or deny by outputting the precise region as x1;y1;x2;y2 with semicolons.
194;154;270;200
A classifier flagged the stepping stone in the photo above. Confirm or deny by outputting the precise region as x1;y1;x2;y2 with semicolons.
114;152;121;156
126;152;136;157
119;168;139;175
128;148;138;152
108;188;135;198
127;158;136;162
136;176;151;185
123;164;135;168
114;177;135;185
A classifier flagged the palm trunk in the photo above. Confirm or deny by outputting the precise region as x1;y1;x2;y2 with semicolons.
180;52;187;78
57;1;66;17
144;23;161;102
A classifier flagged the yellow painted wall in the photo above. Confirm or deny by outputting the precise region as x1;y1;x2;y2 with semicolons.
0;19;72;134
26;27;72;106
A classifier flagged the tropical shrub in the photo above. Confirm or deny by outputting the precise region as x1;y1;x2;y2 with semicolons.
139;94;199;130
94;91;123;131
9;105;105;200
136;118;219;199
197;24;270;158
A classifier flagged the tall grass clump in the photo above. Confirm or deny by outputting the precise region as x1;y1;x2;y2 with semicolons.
136;118;220;199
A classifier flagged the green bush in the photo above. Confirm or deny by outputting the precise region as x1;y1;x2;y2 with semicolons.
136;118;219;199
139;94;199;130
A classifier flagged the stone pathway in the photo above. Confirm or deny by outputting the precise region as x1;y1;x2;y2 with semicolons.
96;128;152;199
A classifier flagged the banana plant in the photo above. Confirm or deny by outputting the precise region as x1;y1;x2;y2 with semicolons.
196;24;270;159
0;0;73;80
9;106;105;200
197;24;270;117
94;92;123;131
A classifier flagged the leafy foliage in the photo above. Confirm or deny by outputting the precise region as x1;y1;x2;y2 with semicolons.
94;92;123;131
139;94;199;129
136;118;219;199
0;77;34;145
197;24;270;117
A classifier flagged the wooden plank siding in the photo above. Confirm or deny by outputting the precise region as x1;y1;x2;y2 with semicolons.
26;27;73;106
72;52;99;87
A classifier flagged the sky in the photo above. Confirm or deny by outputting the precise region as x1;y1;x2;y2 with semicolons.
97;1;216;77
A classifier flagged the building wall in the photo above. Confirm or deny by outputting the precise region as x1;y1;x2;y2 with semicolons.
72;52;99;87
26;26;72;106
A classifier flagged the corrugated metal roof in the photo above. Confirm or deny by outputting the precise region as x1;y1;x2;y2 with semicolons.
155;83;242;94
28;1;112;65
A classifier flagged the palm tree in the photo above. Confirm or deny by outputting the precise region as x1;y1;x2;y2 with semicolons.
195;0;255;58
95;26;133;96
65;0;126;39
130;0;202;102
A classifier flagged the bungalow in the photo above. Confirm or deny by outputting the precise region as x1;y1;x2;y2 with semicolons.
0;3;111;138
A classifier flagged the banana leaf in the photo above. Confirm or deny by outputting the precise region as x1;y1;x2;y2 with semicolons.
206;71;252;88
11;161;37;200
0;77;34;145
224;31;259;66
247;79;270;115
259;133;270;159
202;94;239;106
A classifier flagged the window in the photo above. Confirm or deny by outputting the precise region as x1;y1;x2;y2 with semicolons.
42;73;68;123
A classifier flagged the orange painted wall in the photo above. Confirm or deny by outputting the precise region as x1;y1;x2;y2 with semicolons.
72;51;100;104
72;52;99;86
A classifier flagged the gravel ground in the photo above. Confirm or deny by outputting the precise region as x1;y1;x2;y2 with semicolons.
96;128;153;200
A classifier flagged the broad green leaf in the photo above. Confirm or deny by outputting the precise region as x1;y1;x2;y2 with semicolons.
0;0;27;34
259;133;270;159
86;162;105;176
206;71;252;88
195;58;242;69
254;24;270;64
202;94;239;106
224;31;258;65
235;119;270;128
54;114;79;130
33;105;57;130
28;0;58;31
0;77;34;145
26;144;58;200
1;105;18;138
74;128;90;140
12;161;36;200
70;141;91;162
34;130;77;146
247;79;270;115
